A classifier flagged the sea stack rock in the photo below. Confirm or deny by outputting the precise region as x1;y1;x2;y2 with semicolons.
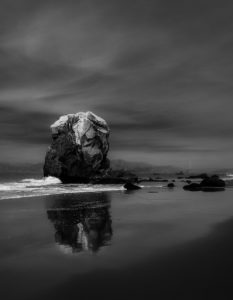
44;111;110;183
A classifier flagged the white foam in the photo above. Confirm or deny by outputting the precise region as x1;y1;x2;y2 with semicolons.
0;176;61;192
0;177;165;201
0;184;13;191
226;173;233;177
0;177;125;200
22;176;61;186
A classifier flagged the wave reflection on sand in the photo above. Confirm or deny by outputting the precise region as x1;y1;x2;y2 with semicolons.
46;193;112;254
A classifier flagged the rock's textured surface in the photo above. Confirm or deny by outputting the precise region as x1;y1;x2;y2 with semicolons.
44;111;110;182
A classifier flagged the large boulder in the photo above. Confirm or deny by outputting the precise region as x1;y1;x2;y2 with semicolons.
44;111;110;183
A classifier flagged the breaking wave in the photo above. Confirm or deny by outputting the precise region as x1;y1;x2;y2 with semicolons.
0;176;125;200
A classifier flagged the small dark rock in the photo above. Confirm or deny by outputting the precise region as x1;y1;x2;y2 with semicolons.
167;183;175;188
124;182;141;190
186;180;192;184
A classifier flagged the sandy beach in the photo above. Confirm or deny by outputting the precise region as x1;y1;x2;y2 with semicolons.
1;183;233;300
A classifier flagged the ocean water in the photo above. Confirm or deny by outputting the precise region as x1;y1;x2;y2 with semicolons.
1;178;233;299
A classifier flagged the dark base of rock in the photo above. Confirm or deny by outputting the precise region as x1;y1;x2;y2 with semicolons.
57;169;139;185
60;176;91;184
59;176;137;185
124;182;141;190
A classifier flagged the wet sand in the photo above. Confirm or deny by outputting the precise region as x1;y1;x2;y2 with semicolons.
1;184;233;300
36;217;233;300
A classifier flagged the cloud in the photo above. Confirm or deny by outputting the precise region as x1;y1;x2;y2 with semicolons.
0;106;56;144
0;0;233;167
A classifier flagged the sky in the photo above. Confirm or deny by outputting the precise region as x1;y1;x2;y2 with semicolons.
0;0;233;170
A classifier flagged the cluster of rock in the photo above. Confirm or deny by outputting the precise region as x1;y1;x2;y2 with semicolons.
183;175;225;191
43;112;227;193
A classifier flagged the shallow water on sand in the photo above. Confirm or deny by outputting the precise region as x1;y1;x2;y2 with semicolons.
1;183;233;299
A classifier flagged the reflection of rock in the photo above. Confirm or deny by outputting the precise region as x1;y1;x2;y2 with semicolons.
46;193;112;253
44;111;110;183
